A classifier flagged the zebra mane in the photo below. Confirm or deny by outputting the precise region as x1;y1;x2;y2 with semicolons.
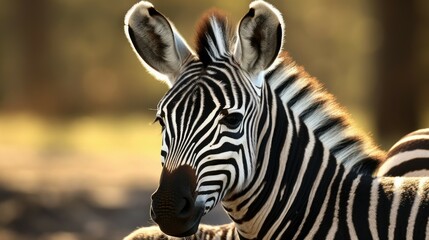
267;54;386;172
195;11;232;66
194;10;385;173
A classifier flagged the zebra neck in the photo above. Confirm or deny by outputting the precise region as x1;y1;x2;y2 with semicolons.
225;149;429;240
221;85;429;239
266;58;385;173
221;86;338;239
299;171;429;239
218;65;428;239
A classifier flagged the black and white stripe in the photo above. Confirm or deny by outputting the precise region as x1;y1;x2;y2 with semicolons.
378;129;429;177
124;1;429;239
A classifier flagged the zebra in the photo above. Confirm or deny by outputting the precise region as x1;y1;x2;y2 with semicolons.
123;1;429;239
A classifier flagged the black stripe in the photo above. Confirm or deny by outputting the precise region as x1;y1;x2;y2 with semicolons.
376;179;393;240
274;74;298;95
351;157;380;176
353;176;372;239
413;182;429;239
331;137;360;156
387;138;429;157
384;158;429;176
300;100;325;120
314;117;344;137
335;172;354;239
394;180;418;239
288;84;311;107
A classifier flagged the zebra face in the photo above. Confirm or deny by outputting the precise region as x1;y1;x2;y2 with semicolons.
125;0;283;237
151;63;260;236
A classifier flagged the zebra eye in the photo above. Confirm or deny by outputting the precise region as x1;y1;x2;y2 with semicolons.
220;112;243;128
155;117;166;130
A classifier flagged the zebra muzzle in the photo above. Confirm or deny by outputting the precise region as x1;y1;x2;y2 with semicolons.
150;165;204;237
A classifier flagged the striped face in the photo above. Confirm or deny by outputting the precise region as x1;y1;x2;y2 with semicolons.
124;0;283;237
156;59;260;211
149;58;263;237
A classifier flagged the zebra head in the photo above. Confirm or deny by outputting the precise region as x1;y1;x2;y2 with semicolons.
125;1;284;237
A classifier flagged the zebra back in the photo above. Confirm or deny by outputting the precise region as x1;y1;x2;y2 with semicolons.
378;128;429;176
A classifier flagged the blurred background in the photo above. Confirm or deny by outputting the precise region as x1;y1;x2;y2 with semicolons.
0;0;428;239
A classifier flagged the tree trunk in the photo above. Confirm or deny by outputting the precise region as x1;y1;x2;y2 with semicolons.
374;0;420;147
15;0;57;115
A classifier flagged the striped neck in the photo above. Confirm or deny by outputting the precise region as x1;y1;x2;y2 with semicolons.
266;56;385;173
221;81;429;239
221;81;334;238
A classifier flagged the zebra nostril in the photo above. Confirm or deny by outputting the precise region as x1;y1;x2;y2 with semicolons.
177;196;194;218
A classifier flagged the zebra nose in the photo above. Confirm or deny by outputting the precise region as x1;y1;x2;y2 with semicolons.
177;193;195;217
150;165;202;237
151;187;195;220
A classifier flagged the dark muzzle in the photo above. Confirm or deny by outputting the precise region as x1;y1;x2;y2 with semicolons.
151;165;203;237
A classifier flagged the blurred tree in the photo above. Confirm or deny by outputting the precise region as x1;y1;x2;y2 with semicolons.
374;0;422;146
15;0;58;115
1;0;427;126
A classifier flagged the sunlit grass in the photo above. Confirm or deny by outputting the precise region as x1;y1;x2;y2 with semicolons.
0;114;163;202
0;114;162;157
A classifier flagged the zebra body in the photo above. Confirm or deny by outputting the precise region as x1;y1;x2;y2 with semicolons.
124;1;429;239
377;129;429;177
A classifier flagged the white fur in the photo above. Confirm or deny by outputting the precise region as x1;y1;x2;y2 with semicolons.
234;0;285;80
124;1;194;87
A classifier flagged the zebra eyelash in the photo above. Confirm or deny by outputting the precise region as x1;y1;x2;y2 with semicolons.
153;116;166;130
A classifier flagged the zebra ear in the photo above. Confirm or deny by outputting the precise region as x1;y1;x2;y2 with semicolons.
234;1;284;81
124;1;193;87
